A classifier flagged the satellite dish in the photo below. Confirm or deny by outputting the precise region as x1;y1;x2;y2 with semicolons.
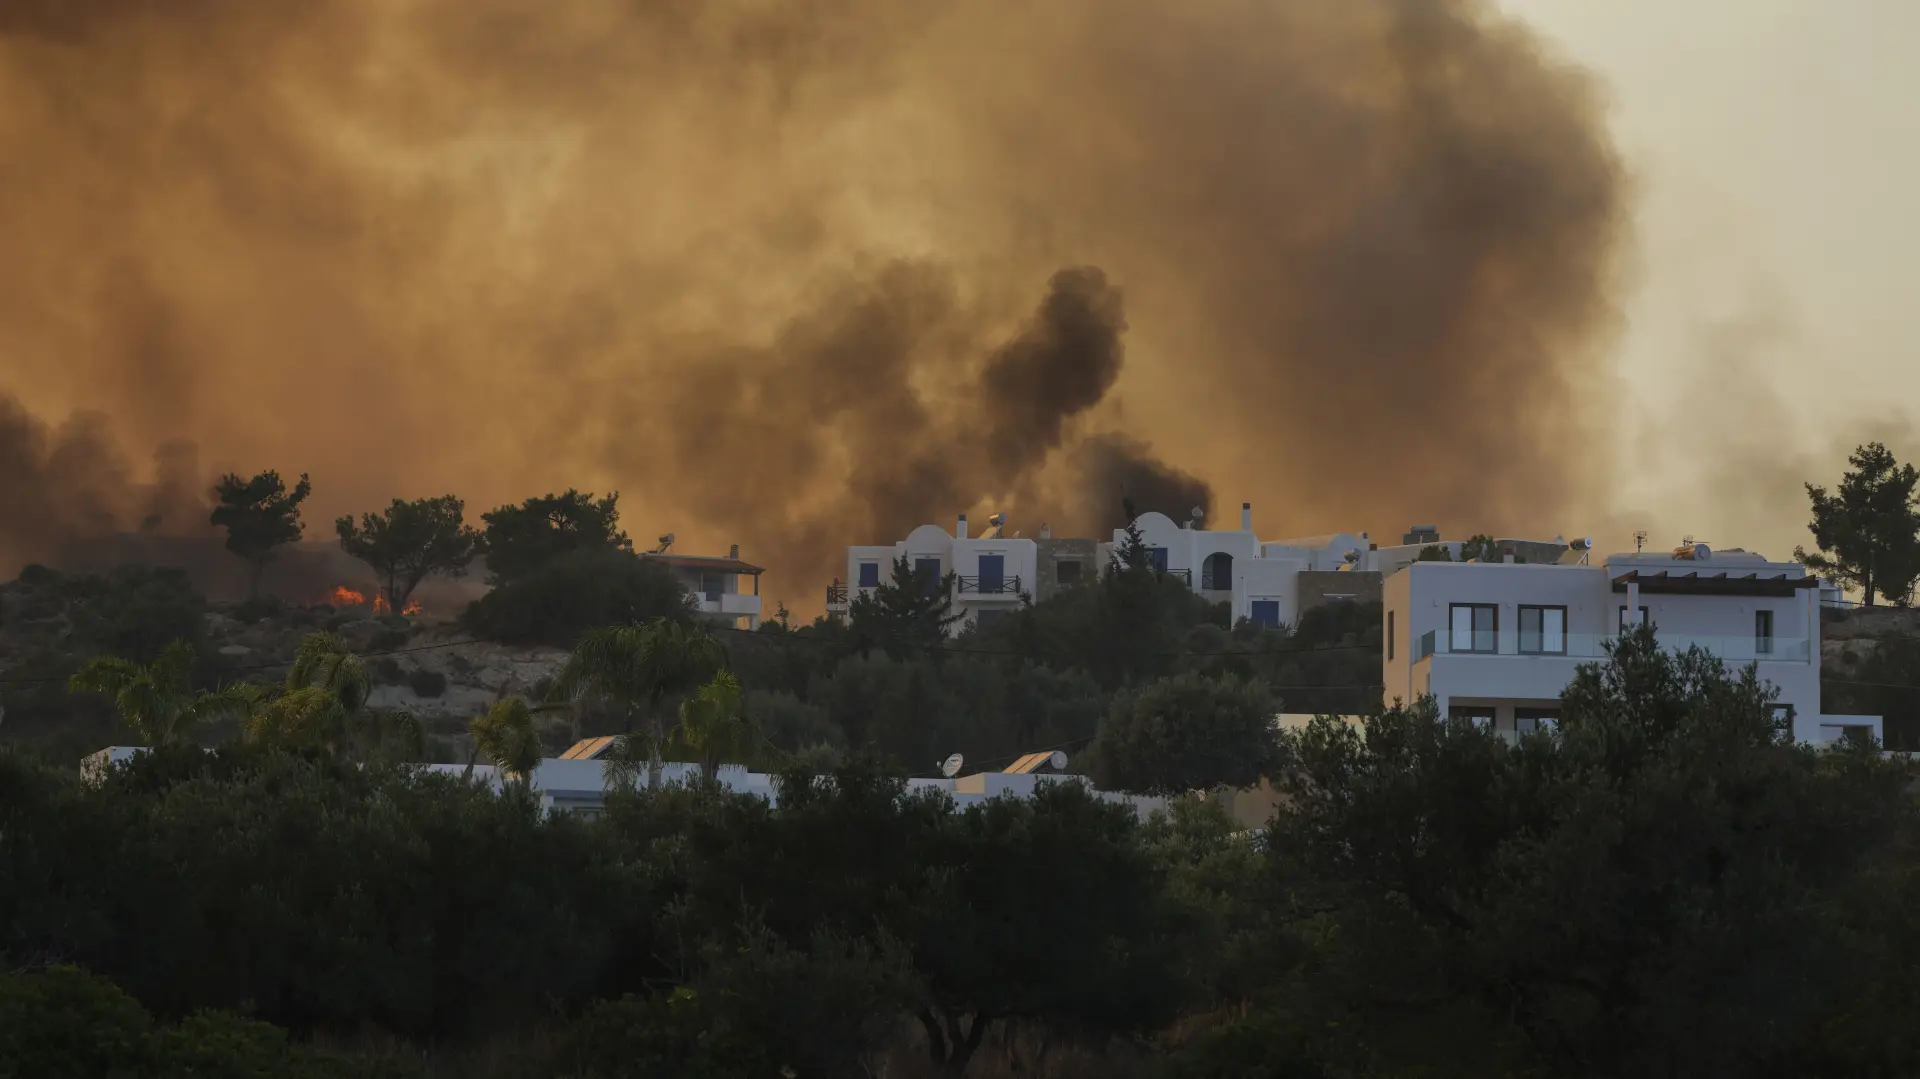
1190;506;1205;521
1048;750;1068;772
940;753;964;779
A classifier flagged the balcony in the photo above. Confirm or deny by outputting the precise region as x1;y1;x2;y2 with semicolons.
957;575;1024;597
692;592;763;618
1411;630;1810;664
1161;567;1192;585
1200;570;1230;590
826;581;849;612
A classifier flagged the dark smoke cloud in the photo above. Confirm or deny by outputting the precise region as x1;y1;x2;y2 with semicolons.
0;393;209;569
0;0;1627;610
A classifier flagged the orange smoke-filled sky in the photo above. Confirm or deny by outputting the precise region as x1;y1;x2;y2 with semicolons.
0;0;1913;610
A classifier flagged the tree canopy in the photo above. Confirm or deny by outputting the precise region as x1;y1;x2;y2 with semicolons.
335;495;484;613
479;489;630;584
1090;671;1284;795
208;470;312;598
1797;441;1920;606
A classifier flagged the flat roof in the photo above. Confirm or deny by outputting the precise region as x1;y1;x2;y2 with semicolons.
640;553;765;575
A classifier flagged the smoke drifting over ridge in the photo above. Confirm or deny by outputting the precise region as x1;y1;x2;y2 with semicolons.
0;0;1625;606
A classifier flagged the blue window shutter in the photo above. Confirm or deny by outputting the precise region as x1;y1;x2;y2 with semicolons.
1250;600;1280;627
858;562;880;587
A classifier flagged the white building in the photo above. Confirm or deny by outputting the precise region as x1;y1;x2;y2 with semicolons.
1381;542;1880;746
640;546;764;630
836;514;1045;633
79;746;1167;821
1099;504;1372;628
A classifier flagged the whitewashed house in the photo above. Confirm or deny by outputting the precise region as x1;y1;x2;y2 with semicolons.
1098;505;1373;628
1381;542;1880;746
836;515;1042;633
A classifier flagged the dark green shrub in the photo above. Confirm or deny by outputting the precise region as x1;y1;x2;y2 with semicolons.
0;966;152;1079
233;595;285;624
461;548;689;647
370;627;410;651
374;657;405;684
408;669;448;698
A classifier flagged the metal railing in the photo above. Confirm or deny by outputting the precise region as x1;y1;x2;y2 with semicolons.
1200;571;1230;590
1411;629;1810;663
958;575;1024;595
1160;567;1192;584
825;581;849;609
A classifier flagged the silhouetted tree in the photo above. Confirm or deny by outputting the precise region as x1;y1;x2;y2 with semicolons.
480;490;630;584
209;470;311;599
336;495;484;613
1797;442;1920;606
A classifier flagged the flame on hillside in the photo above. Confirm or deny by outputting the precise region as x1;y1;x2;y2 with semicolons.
323;586;424;616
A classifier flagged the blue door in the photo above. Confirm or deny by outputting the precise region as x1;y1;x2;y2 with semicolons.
1148;546;1169;572
978;554;1004;593
1250;600;1280;627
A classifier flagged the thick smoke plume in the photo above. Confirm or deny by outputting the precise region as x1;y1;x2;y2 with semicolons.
0;0;1625;608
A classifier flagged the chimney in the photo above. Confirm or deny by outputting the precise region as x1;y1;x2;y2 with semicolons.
729;543;739;560
1039;523;1052;539
1241;502;1252;532
956;513;968;539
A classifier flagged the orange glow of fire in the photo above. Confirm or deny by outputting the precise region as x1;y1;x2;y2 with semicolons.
323;586;424;616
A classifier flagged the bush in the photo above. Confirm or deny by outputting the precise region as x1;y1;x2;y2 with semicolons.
233;595;285;624
461;548;689;647
374;657;406;685
408;669;448;698
370;627;410;651
0;966;152;1078
1090;672;1283;795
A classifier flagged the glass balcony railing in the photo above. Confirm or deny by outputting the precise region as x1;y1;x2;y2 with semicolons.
1411;630;1810;664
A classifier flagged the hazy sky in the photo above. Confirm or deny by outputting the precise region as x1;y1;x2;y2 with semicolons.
1502;0;1920;556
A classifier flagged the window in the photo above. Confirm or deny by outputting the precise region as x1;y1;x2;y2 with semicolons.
914;557;942;596
1513;707;1560;733
857;562;880;588
1771;704;1796;733
1617;605;1649;633
1449;603;1497;653
1148;546;1170;572
1055;559;1082;585
1388;610;1395;661
1202;551;1234;590
1518;605;1566;654
977;554;1005;593
1755;609;1774;655
1448;705;1494;726
1249;600;1280;627
699;571;726;601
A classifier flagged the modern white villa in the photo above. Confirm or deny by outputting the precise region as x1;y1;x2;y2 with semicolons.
1381;541;1881;746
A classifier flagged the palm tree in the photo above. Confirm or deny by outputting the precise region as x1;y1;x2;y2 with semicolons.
551;618;725;789
68;640;260;747
668;669;757;782
470;696;543;790
247;632;424;761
